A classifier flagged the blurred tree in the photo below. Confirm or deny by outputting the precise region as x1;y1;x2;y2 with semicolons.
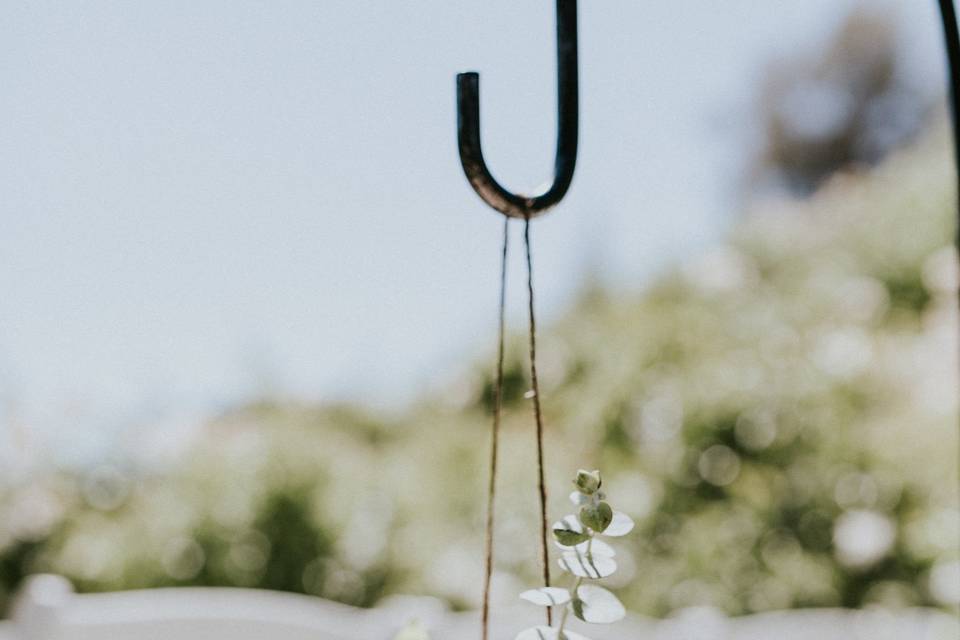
0;80;955;620
750;8;933;196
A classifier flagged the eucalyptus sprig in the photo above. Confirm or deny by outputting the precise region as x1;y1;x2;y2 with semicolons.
516;469;635;640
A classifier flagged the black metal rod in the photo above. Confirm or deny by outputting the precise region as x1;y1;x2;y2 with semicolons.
936;0;960;514
938;0;960;228
456;0;578;219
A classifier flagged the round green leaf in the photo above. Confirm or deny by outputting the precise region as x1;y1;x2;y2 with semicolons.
552;515;589;547
574;469;601;494
573;585;626;624
579;501;613;533
554;528;590;547
519;587;571;607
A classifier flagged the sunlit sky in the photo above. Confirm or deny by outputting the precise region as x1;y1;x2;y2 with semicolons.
0;1;947;464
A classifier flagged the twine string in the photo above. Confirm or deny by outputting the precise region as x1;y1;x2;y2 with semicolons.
524;214;552;626
480;216;509;640
480;214;553;635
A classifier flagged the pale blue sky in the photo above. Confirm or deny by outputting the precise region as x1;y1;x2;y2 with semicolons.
0;1;946;465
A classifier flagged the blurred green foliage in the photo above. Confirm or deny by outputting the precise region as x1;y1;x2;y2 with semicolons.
751;7;932;196
0;130;957;618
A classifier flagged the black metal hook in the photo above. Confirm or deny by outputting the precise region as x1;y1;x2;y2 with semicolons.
456;0;579;219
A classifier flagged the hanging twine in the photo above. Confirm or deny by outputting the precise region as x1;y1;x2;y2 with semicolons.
523;215;552;625
481;217;509;640
480;216;553;639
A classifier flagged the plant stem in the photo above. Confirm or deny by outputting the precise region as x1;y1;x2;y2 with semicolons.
556;536;591;638
556;576;581;637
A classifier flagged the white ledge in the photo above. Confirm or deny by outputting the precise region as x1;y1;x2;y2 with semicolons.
2;575;956;640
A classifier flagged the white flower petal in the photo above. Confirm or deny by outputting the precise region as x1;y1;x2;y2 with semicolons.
515;626;592;640
558;550;617;579
574;584;626;624
570;491;590;506
553;514;584;534
601;511;634;537
519;587;571;606
583;539;616;557
553;538;616;558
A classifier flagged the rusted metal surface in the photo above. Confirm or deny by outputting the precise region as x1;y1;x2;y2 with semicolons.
456;0;578;219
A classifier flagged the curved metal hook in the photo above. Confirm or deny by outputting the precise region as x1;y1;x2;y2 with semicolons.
456;0;578;219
